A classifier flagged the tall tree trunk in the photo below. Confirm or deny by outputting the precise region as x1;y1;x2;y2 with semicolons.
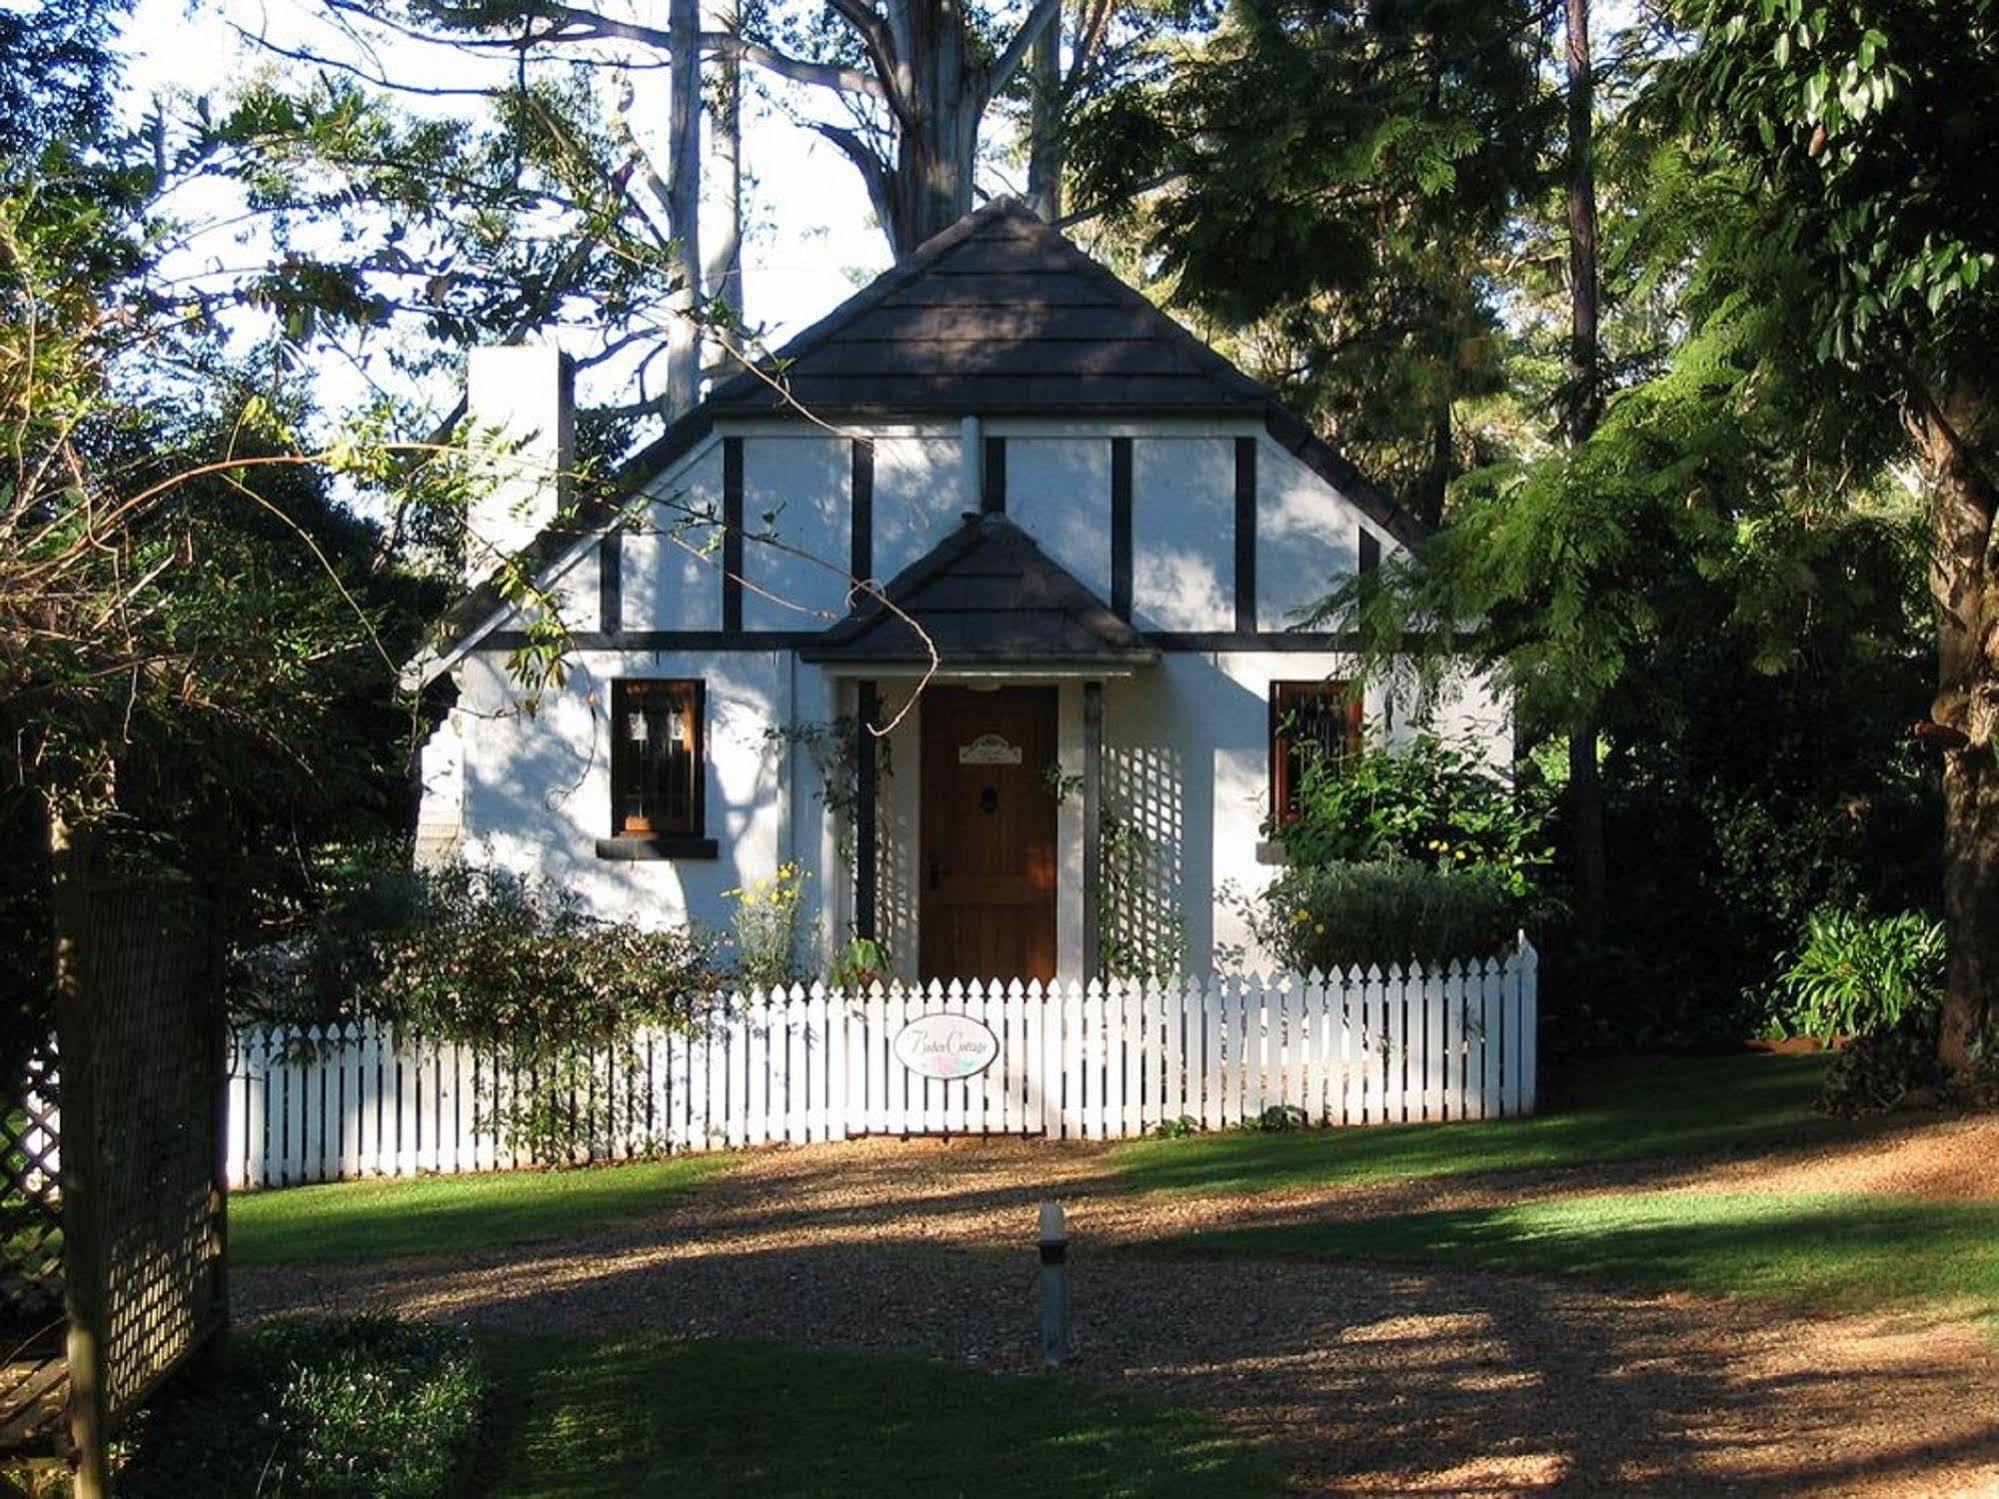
1563;0;1607;942
1920;380;1999;1075
703;0;745;377
1027;0;1063;221
1415;402;1452;530
887;0;979;255
665;0;704;415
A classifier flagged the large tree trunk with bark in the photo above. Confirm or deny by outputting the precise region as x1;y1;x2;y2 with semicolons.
705;0;745;332
664;0;704;415
884;0;981;254
1563;0;1607;942
1027;0;1063;221
1920;378;1999;1076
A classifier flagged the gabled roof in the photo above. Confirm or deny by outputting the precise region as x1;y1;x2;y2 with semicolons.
802;512;1156;667
415;198;1429;681
704;198;1270;416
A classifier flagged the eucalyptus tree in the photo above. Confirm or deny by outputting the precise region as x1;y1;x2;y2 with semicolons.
312;0;1204;258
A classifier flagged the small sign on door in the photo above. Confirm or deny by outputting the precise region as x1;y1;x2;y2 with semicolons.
958;733;1023;765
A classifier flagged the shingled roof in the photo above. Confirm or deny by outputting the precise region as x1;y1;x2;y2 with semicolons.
413;198;1429;681
801;512;1156;668
705;198;1269;416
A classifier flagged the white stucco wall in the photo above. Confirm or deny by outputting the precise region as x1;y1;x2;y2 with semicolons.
1006;439;1113;602
624;441;725;631
1131;437;1236;632
742;434;851;630
429;415;1508;980
872;431;970;582
453;648;836;952
1101;653;1510;970
1257;437;1379;632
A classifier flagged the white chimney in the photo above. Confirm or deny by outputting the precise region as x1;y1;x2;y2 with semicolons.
465;344;574;583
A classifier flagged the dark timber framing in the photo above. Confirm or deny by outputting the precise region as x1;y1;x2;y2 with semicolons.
850;438;875;584
1234;437;1257;634
1082;680;1104;982
982;435;1006;513
483;628;1450;653
855;680;880;941
1110;437;1133;618
721;437;744;632
1359;528;1381;574
598;528;623;637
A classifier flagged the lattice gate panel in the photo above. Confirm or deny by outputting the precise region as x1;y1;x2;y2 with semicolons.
1;1039;62;1325
75;888;223;1427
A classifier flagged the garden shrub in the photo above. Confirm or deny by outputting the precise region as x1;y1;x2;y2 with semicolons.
1276;732;1554;901
1818;1008;1951;1116
119;1315;486;1498
1248;860;1521;972
234;863;722;1160
1773;906;1943;1042
364;864;720;1047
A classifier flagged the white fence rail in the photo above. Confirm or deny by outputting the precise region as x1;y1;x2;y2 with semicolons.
225;944;1537;1190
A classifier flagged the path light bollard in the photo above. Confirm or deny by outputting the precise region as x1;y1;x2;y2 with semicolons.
1039;1200;1069;1369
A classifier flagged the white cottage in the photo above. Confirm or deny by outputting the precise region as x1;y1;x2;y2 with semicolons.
410;199;1507;985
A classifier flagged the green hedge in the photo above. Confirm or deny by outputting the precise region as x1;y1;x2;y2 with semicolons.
1252;859;1521;972
118;1315;486;1498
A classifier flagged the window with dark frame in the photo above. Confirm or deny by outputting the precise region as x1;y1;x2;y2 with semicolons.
612;679;704;838
1269;680;1363;824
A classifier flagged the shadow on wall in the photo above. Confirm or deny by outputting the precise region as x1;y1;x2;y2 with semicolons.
1104;742;1187;978
462;654;778;933
876;687;919;981
1103;660;1268;975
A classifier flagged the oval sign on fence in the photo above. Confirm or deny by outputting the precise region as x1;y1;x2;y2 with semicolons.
893;1013;1001;1081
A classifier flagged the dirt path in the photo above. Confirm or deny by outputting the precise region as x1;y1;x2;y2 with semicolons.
243;1122;1999;1497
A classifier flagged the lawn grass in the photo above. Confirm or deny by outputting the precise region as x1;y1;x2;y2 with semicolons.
231;1154;729;1267
1109;1052;1836;1196
1161;1190;1999;1326
476;1336;1284;1499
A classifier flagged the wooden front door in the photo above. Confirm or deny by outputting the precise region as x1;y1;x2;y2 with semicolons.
919;686;1059;983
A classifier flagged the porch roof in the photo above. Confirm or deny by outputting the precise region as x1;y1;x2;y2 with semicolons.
800;512;1157;672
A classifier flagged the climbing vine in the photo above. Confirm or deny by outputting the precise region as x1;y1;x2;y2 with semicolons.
764;717;893;862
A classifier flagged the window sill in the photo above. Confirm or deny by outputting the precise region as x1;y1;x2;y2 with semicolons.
595;835;720;862
1254;839;1290;866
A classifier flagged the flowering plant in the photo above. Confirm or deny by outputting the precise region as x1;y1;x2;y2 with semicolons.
725;860;809;988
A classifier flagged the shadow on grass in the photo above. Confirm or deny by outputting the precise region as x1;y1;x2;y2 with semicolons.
1109;1053;1839;1196
433;1234;1999;1498
471;1336;1284;1499
1161;1190;1999;1325
232;1154;730;1268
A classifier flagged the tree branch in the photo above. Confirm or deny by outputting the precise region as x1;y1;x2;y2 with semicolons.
698;30;883;96
823;0;906;118
808;121;896;242
983;0;1064;106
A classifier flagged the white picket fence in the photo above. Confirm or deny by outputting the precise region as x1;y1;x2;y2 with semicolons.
225;944;1536;1189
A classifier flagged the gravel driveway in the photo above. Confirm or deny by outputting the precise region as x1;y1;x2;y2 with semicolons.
244;1125;1999;1497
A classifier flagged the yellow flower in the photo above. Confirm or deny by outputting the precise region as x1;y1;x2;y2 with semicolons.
1314;923;1326;935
